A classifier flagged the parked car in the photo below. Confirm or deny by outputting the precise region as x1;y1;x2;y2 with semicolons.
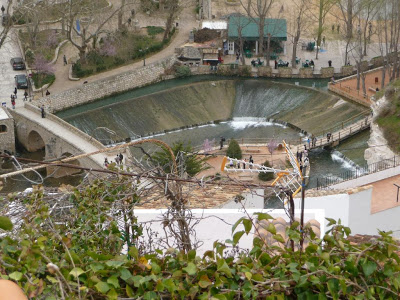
2;14;10;26
10;58;26;70
15;75;29;89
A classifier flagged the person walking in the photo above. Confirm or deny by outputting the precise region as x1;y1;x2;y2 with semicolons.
41;105;45;118
23;90;28;101
13;87;17;99
63;55;67;66
307;137;311;149
328;60;332;67
11;97;15;109
119;153;123;164
219;137;225;150
249;155;253;169
104;158;109;167
1;5;5;15
115;155;120;165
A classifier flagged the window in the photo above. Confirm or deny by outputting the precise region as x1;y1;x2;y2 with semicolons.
0;124;7;133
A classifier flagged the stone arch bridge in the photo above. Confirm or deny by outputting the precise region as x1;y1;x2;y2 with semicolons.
9;103;120;177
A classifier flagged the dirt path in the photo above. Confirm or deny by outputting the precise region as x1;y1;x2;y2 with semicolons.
48;4;197;95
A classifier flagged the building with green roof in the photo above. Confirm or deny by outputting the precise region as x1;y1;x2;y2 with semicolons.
226;16;287;56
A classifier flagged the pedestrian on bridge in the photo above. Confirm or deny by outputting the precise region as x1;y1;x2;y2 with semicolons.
327;132;332;142
13;87;17;99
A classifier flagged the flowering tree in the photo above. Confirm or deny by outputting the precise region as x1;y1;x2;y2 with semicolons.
99;39;117;57
46;30;58;48
267;139;278;157
32;55;55;96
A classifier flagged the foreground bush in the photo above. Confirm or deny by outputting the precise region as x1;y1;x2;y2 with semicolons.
226;139;242;159
1;178;400;299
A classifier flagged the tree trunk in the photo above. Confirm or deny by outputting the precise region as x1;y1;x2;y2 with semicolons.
258;18;265;56
356;62;360;90
163;8;175;41
346;0;353;39
381;66;386;90
266;34;271;66
118;0;126;31
239;35;245;65
316;0;323;60
361;74;366;96
292;19;301;68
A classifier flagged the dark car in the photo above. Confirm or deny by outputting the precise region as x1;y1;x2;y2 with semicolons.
10;58;26;70
15;74;29;89
2;14;10;26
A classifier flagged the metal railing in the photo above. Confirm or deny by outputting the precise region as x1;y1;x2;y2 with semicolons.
317;155;400;189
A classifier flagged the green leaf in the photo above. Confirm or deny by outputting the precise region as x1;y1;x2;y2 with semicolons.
95;282;110;294
90;263;105;272
232;217;245;233
106;260;125;268
9;271;22;281
119;268;132;282
151;262;161;275
267;223;276;235
126;285;134;297
107;276;120;289
69;267;85;278
327;279;339;300
273;234;285;243
0;216;13;231
46;276;59;284
362;261;377;277
183;262;197;276
233;231;245;245
144;291;157;300
107;288;118;299
198;275;212;288
188;249;196;261
243;219;252;234
326;218;337;226
217;259;232;278
254;212;273;221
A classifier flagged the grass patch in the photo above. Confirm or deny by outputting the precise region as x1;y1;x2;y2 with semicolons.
376;79;400;153
147;26;164;36
73;28;176;77
32;73;56;88
19;29;66;61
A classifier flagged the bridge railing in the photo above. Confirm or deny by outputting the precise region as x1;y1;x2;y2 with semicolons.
316;155;400;189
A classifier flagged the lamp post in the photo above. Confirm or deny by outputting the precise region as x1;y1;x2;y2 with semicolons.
139;47;149;66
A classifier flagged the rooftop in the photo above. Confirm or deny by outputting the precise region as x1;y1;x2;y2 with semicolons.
201;20;227;30
228;16;287;41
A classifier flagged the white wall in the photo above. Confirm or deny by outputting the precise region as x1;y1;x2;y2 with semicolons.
348;188;400;238
134;209;325;255
221;189;264;209
293;193;350;229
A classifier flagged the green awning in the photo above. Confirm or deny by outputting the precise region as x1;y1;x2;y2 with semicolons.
228;16;287;41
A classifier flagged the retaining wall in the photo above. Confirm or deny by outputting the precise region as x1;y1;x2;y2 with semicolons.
38;56;177;113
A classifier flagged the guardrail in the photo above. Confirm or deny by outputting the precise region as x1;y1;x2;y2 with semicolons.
316;155;400;189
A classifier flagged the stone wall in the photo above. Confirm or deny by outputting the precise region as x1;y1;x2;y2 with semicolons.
341;66;354;77
0;107;15;154
38;56;177;113
320;67;334;78
257;66;272;77
278;67;292;78
371;56;384;68
299;68;313;78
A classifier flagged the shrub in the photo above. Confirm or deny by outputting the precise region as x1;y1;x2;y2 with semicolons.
32;73;55;88
25;49;34;65
258;160;275;181
96;65;107;72
87;51;104;66
72;62;93;78
175;65;191;78
226;139;242;159
114;57;125;66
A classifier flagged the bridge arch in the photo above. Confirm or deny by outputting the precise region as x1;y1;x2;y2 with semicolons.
27;130;45;152
50;152;82;178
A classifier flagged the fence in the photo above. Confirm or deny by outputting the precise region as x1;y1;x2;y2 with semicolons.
316;155;400;189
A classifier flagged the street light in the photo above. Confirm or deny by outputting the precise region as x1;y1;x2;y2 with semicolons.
139;47;149;66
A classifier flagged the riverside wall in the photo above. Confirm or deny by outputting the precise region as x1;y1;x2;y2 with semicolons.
38;56;177;113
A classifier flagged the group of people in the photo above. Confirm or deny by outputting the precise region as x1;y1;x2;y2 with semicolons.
306;135;318;149
251;58;263;67
296;149;309;175
303;59;315;68
104;153;124;167
229;155;254;169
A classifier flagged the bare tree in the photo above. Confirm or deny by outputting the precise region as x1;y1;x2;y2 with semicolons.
240;0;275;58
314;0;336;60
290;0;310;68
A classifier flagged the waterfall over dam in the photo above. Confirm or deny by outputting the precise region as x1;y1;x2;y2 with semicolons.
61;79;367;143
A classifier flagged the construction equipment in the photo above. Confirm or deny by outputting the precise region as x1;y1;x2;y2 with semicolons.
220;141;303;204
